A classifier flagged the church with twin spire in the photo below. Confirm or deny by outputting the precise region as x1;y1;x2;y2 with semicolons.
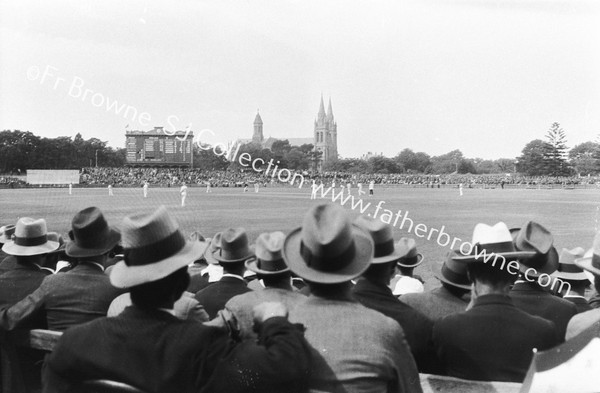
247;95;338;170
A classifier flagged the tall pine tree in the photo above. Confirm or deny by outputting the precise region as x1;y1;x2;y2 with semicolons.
542;122;570;176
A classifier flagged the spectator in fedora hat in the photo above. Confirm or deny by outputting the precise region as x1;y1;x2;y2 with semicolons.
0;218;58;313
509;221;577;341
551;247;591;313
44;205;313;393
400;251;471;322
566;232;600;340
287;203;422;393
0;207;125;331
0;223;17;274
224;231;306;340
194;228;253;319
390;238;425;296
352;216;438;373
433;222;558;382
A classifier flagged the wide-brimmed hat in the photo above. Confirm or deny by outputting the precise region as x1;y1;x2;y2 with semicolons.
575;232;600;277
395;238;425;268
282;203;373;284
246;231;290;275
453;222;535;263
204;232;222;265
66;207;121;258
1;218;59;256
0;225;16;243
354;216;405;264
211;228;254;263
110;206;208;288
512;221;559;276
435;250;472;290
551;247;588;281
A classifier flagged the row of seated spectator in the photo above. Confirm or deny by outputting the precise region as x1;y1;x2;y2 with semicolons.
1;204;599;392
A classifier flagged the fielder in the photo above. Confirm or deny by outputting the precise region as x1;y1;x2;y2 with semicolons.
369;181;375;196
357;182;365;196
254;182;259;193
311;180;318;200
143;182;149;198
180;182;188;207
68;183;72;195
108;184;114;196
206;182;211;193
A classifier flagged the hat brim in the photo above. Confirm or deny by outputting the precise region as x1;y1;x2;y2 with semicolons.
65;228;121;258
550;271;591;281
371;249;406;264
575;256;600;277
110;240;208;288
283;225;373;284
452;250;535;263
2;240;60;256
396;253;424;268
211;244;255;264
245;257;290;275
433;262;472;290
517;247;559;277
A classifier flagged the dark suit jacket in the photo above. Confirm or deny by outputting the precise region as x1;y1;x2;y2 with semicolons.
0;254;17;275
400;286;469;321
510;281;578;341
1;263;124;331
0;262;49;310
433;294;559;382
43;306;312;393
352;278;438;373
195;275;251;319
564;296;592;314
188;272;212;293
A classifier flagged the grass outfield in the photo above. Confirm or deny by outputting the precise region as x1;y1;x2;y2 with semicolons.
1;185;599;290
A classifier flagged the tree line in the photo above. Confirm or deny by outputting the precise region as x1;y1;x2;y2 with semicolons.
2;122;598;175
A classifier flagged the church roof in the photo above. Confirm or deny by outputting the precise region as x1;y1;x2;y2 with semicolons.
254;112;263;124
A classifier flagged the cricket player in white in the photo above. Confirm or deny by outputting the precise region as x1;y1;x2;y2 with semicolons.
358;182;365;196
254;182;259;193
143;182;148;198
310;180;318;200
68;183;72;195
108;184;113;196
369;181;375;196
459;183;464;196
180;182;188;207
346;182;351;195
206;182;211;193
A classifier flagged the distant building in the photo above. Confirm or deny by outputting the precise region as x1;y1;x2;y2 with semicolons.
361;152;383;160
239;95;339;171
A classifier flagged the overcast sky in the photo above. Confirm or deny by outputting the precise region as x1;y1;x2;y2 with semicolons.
1;0;598;160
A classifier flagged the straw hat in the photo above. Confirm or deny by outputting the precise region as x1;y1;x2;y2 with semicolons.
2;218;59;256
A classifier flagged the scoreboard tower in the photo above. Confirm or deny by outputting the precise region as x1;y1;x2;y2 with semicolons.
126;127;194;167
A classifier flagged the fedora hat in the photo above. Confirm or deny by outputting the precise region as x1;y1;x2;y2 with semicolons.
204;232;222;265
575;232;600;277
0;225;15;243
66;207;121;258
354;216;405;264
395;238;424;268
512;221;559;276
211;228;254;263
282;203;373;284
246;231;290;275
110;206;208;288
1;218;59;256
453;222;535;263
435;250;472;290
551;247;588;281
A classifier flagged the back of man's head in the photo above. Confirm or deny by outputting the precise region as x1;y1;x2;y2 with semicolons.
130;267;190;310
467;261;517;293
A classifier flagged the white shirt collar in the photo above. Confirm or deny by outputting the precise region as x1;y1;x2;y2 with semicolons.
221;273;245;282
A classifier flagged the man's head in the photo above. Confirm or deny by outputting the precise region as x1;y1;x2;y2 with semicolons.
246;231;292;289
283;203;373;294
66;207;121;266
575;232;600;296
110;206;208;309
2;218;59;263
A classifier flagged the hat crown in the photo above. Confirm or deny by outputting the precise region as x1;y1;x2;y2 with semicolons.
0;225;15;237
515;221;553;254
471;222;512;245
215;228;253;262
121;206;179;249
255;231;285;262
397;237;418;258
302;204;353;259
15;218;48;239
71;207;113;247
354;216;392;246
559;247;586;265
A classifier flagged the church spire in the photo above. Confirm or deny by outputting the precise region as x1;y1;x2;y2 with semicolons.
326;97;334;122
317;94;326;122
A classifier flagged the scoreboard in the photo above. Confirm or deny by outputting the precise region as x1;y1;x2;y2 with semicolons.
126;128;193;166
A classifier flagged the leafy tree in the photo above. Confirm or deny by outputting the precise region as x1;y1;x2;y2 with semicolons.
368;156;402;174
516;139;547;175
394;149;431;173
495;158;516;173
569;141;600;175
543;122;570;176
429;150;465;174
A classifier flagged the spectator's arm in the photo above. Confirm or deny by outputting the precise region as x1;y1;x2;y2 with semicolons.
0;284;47;330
